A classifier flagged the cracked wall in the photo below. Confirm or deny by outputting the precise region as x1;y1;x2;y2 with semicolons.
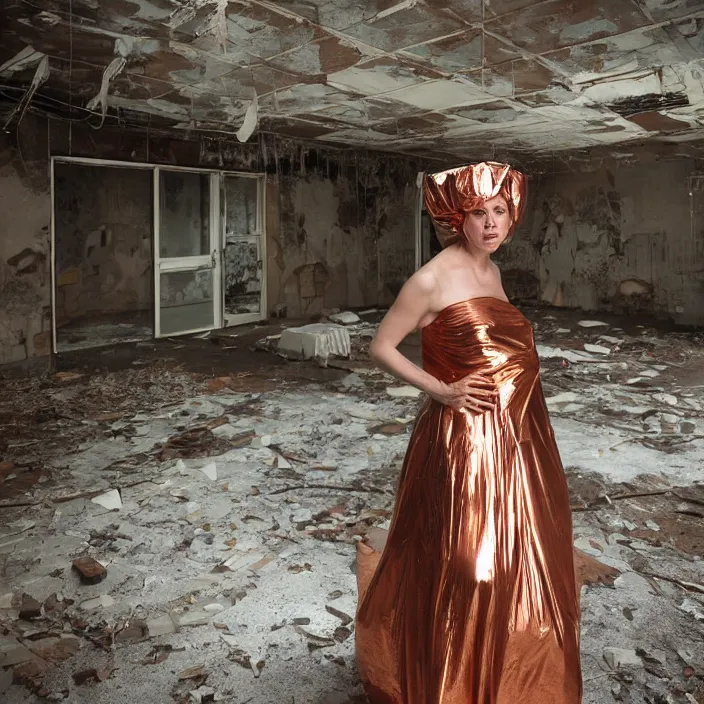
498;157;704;326
0;114;420;365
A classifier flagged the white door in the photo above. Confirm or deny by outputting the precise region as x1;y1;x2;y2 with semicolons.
154;168;221;337
222;174;266;327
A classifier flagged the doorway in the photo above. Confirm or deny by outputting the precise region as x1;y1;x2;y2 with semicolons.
52;162;154;353
51;158;267;352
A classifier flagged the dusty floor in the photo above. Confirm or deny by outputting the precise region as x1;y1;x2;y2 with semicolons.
1;305;703;704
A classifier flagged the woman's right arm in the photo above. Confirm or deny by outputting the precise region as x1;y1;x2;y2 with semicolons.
369;272;495;412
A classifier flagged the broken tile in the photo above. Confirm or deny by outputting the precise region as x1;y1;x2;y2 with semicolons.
72;556;107;584
80;594;114;611
147;613;178;637
0;636;34;666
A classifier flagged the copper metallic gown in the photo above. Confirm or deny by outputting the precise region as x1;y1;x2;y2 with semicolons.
355;296;582;704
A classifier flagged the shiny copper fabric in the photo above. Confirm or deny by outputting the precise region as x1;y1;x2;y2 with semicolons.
356;297;581;704
424;162;528;241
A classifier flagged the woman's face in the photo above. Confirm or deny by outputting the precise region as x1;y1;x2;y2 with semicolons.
461;195;512;253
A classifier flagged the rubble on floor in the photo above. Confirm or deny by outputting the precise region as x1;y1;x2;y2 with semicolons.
0;305;703;703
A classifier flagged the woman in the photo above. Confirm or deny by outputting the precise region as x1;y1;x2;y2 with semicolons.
354;163;584;704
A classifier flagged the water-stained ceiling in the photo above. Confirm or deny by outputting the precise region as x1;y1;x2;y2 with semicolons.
3;0;704;161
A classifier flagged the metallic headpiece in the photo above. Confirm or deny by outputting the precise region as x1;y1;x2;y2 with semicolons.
424;162;527;244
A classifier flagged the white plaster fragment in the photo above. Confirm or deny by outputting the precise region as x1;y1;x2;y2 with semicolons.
278;324;351;364
236;91;258;142
0;46;45;75
80;594;115;611
91;489;122;510
329;311;360;325
584;343;611;355
87;56;127;116
199;462;218;481
386;386;422;399
603;647;643;669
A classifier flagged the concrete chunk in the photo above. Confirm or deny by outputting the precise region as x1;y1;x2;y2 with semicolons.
603;647;643;669
278;324;351;365
147;613;178;637
330;311;360;325
0;636;34;666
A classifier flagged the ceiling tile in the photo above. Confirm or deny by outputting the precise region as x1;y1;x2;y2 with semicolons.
638;0;704;21
483;0;548;17
258;83;360;114
424;0;483;23
260;115;339;138
403;29;483;73
327;57;435;96
225;2;321;60
627;110;692;131
446;100;529;123
373;112;456;136
265;35;364;76
364;96;435;119
382;79;497;110
544;27;685;79
333;4;469;52
485;0;651;54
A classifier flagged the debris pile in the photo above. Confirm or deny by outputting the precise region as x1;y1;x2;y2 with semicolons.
0;305;702;702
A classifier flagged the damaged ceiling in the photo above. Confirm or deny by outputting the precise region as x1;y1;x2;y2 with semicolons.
3;0;704;160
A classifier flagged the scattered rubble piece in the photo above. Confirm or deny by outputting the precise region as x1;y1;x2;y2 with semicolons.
72;669;99;686
277;324;351;365
179;665;207;681
325;604;353;625
369;421;408;436
584;343;611;355
578;320;609;328
198;462;218;481
28;636;80;663
604;647;644;669
90;488;122;510
80;594;114;611
0;636;34;666
18;593;42;620
329;311;361;325
386;386;422;399
189;685;216;703
72;556;107;584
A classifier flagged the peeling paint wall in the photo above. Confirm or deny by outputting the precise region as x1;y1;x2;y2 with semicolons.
0;123;51;365
0;114;421;365
271;159;418;317
498;159;704;326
